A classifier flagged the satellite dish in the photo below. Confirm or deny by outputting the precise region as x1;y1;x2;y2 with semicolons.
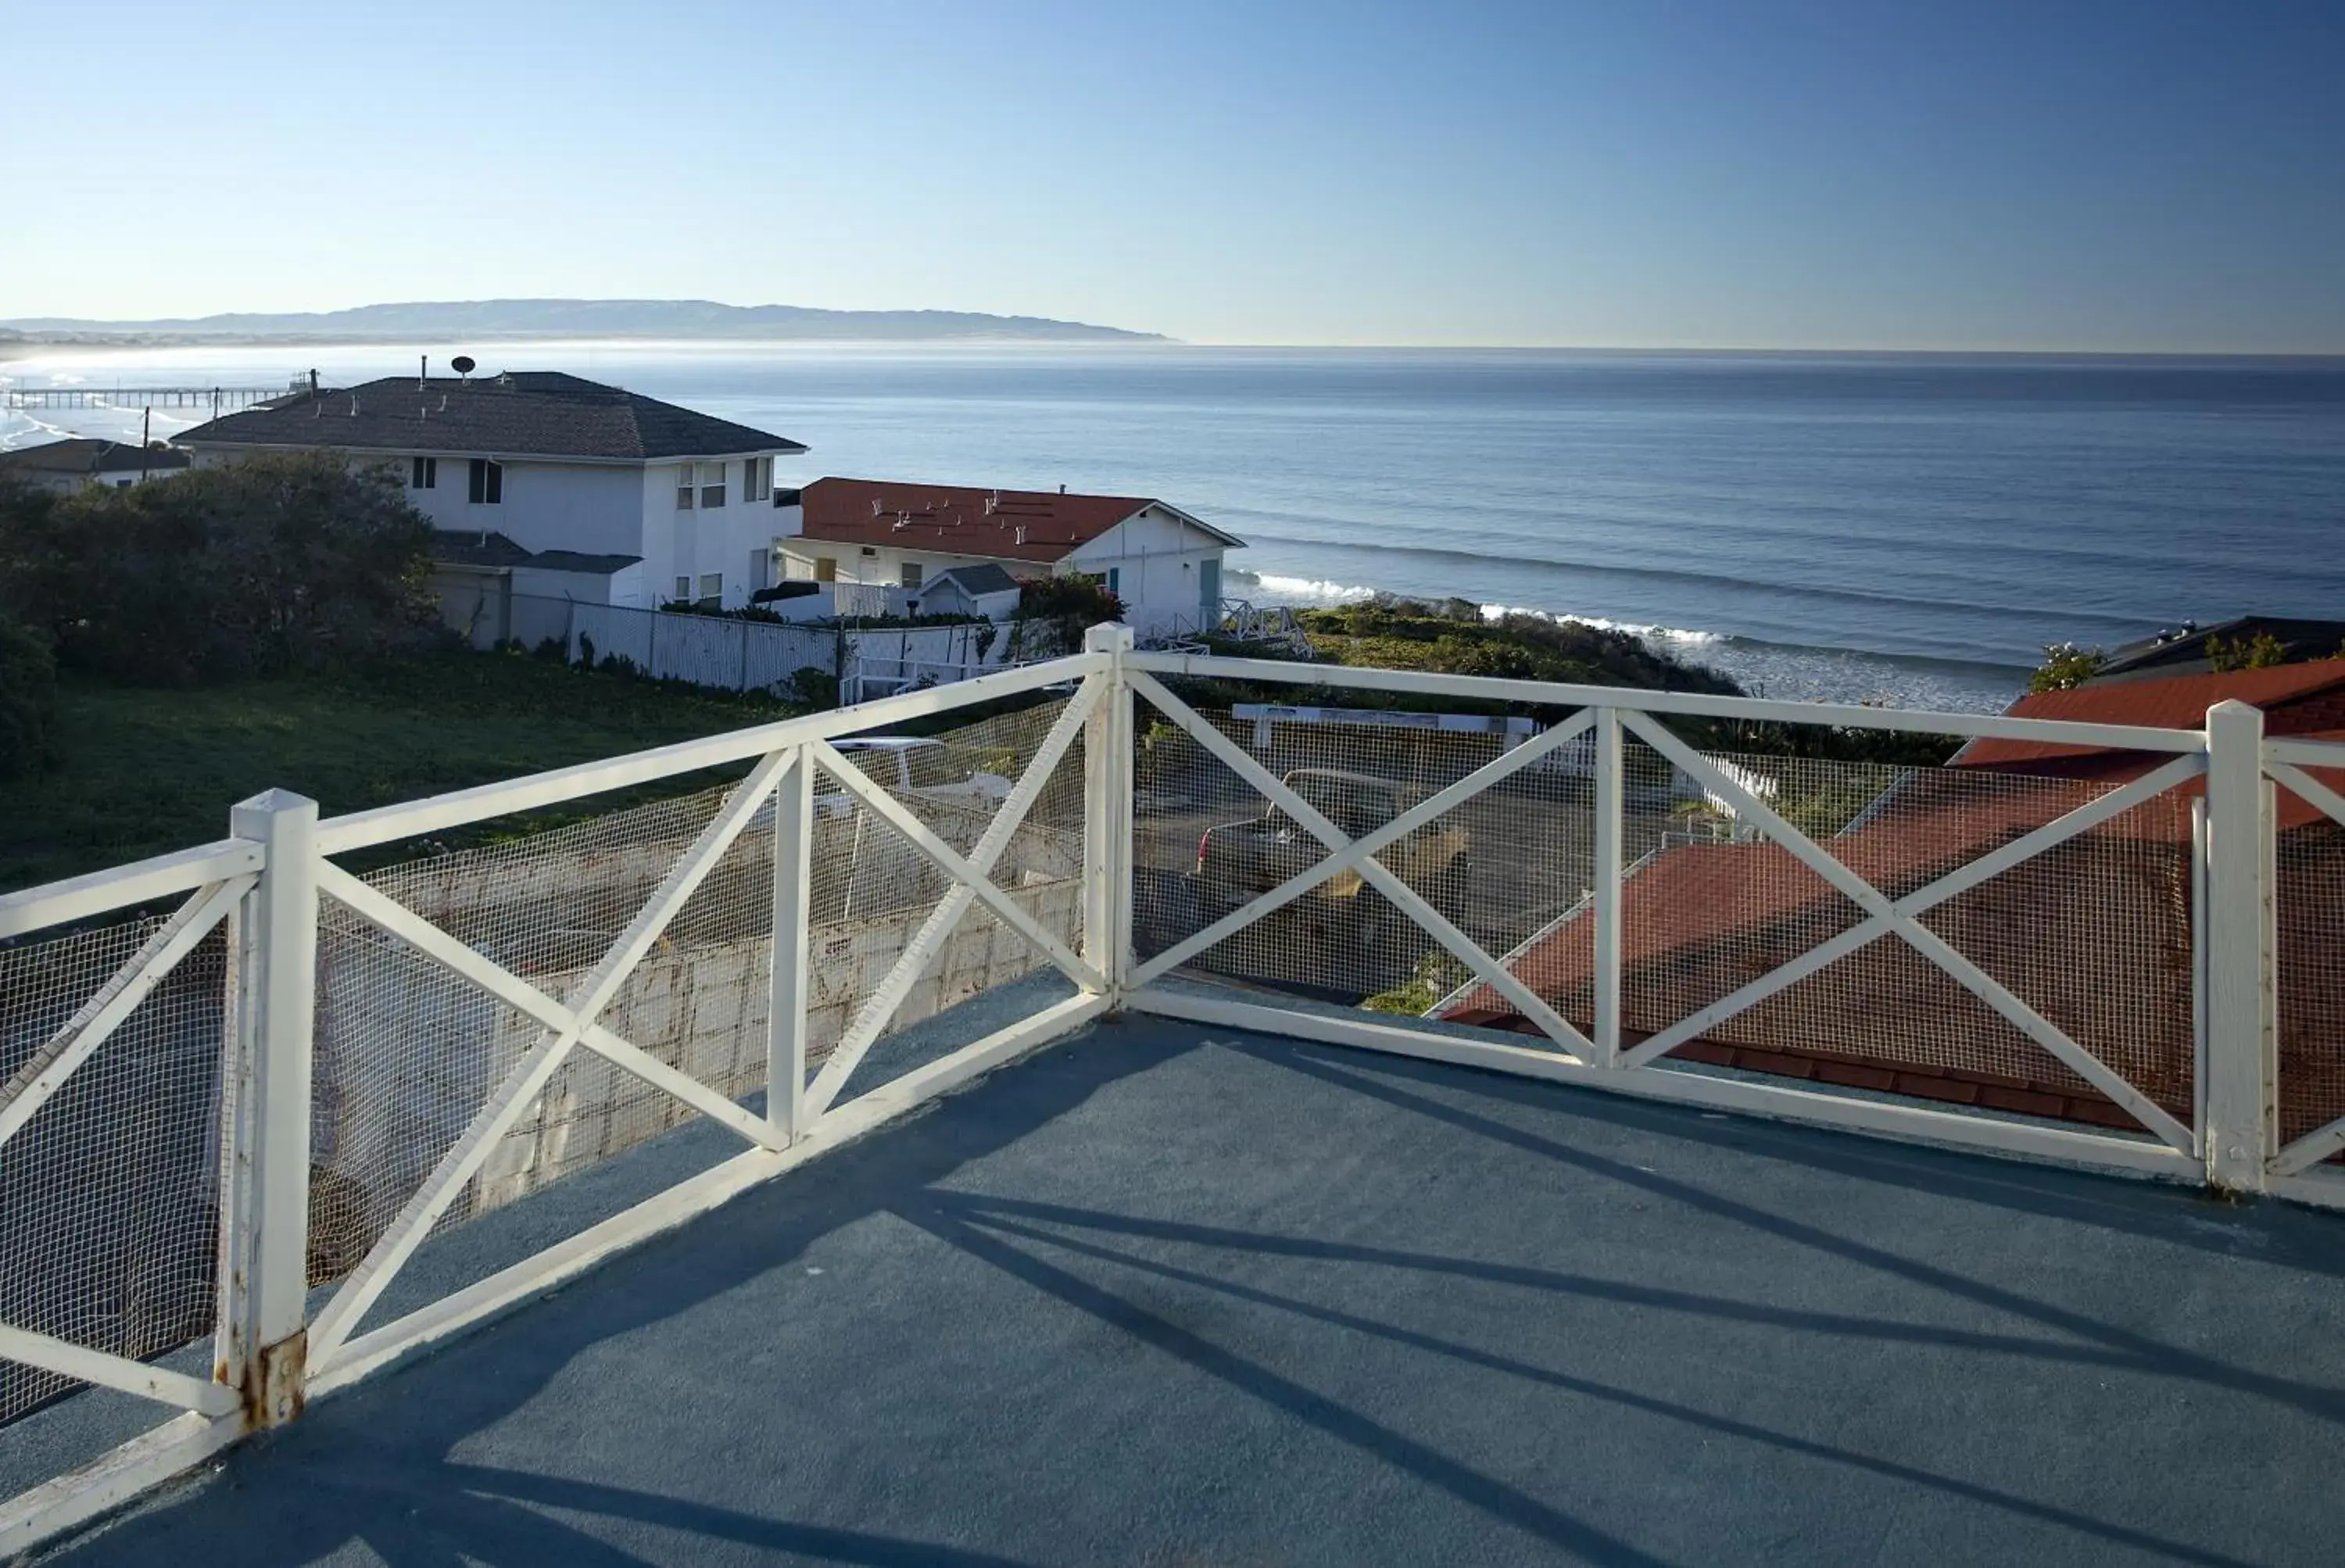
450;355;476;378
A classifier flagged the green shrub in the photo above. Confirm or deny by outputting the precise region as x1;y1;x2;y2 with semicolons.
785;666;840;708
0;452;435;684
0;614;57;779
1006;575;1126;659
2207;631;2287;672
2028;642;2105;692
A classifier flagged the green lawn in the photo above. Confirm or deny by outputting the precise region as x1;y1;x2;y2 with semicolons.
3;651;807;892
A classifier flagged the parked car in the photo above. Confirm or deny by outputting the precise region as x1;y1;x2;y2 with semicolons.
1192;768;1470;946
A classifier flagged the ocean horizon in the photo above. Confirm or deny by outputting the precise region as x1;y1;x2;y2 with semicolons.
8;340;2343;714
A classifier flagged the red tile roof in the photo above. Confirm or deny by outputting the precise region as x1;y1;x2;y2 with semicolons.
795;478;1155;564
1440;771;2118;1017
1437;741;2345;1028
1955;661;2345;771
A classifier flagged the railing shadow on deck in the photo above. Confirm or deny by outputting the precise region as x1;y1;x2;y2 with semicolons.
52;1022;2325;1568
9;622;2345;1555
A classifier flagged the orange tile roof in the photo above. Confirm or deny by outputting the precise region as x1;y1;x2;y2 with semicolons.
1955;660;2345;771
795;477;1153;564
1438;743;2345;1028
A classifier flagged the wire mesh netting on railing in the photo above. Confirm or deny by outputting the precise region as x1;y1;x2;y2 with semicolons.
2272;800;2345;1158
1130;697;1596;1014
1598;744;2196;1125
1131;697;2198;1132
308;695;1087;1289
0;918;227;1429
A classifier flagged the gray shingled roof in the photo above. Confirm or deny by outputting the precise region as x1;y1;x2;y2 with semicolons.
175;372;807;461
430;530;640;575
431;529;535;567
931;563;1022;596
0;438;191;475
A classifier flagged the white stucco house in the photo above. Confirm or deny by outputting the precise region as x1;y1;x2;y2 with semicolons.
174;370;807;612
0;438;191;493
778;478;1243;638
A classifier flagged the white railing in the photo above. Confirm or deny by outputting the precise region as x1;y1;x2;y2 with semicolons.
4;625;2338;1551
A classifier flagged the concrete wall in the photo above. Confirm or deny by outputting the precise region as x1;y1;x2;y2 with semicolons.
309;806;1082;1251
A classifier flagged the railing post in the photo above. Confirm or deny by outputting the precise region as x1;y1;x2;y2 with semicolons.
1593;705;1624;1065
1083;623;1137;1001
768;746;814;1139
2202;700;2273;1193
218;789;317;1427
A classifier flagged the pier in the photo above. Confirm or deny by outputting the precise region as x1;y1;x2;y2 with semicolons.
2;385;288;415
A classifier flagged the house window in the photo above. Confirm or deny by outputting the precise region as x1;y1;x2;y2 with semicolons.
410;456;437;489
814;557;838;583
743;455;772;504
675;464;695;510
467;458;502;504
675;576;692;602
700;461;727;509
900;562;923;590
698;572;722;606
1106;567;1121;595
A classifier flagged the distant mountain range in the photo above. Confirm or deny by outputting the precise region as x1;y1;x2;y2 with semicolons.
0;299;1169;345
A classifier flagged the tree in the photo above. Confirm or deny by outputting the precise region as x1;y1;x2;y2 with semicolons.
2028;642;2105;693
0;453;436;683
0;612;56;779
1006;575;1125;659
2207;631;2287;673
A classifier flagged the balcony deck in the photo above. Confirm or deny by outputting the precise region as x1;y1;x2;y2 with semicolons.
41;1013;2345;1566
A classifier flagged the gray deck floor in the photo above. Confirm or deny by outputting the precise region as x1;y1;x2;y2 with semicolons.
48;1015;2345;1566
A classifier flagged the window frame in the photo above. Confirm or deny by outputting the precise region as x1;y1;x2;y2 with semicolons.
814;557;838;583
410;455;437;490
696;571;723;607
467;457;503;505
699;460;727;510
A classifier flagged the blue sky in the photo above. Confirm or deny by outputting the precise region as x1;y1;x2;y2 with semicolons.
2;0;2340;349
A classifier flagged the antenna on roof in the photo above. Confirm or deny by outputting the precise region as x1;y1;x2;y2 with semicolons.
451;355;476;381
418;354;428;390
1058;484;1066;493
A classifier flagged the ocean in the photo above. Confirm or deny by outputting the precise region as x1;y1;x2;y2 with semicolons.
6;342;2342;713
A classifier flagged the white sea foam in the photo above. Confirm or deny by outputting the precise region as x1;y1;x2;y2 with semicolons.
1476;601;1725;646
1234;572;1377;605
1234;572;1726;644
